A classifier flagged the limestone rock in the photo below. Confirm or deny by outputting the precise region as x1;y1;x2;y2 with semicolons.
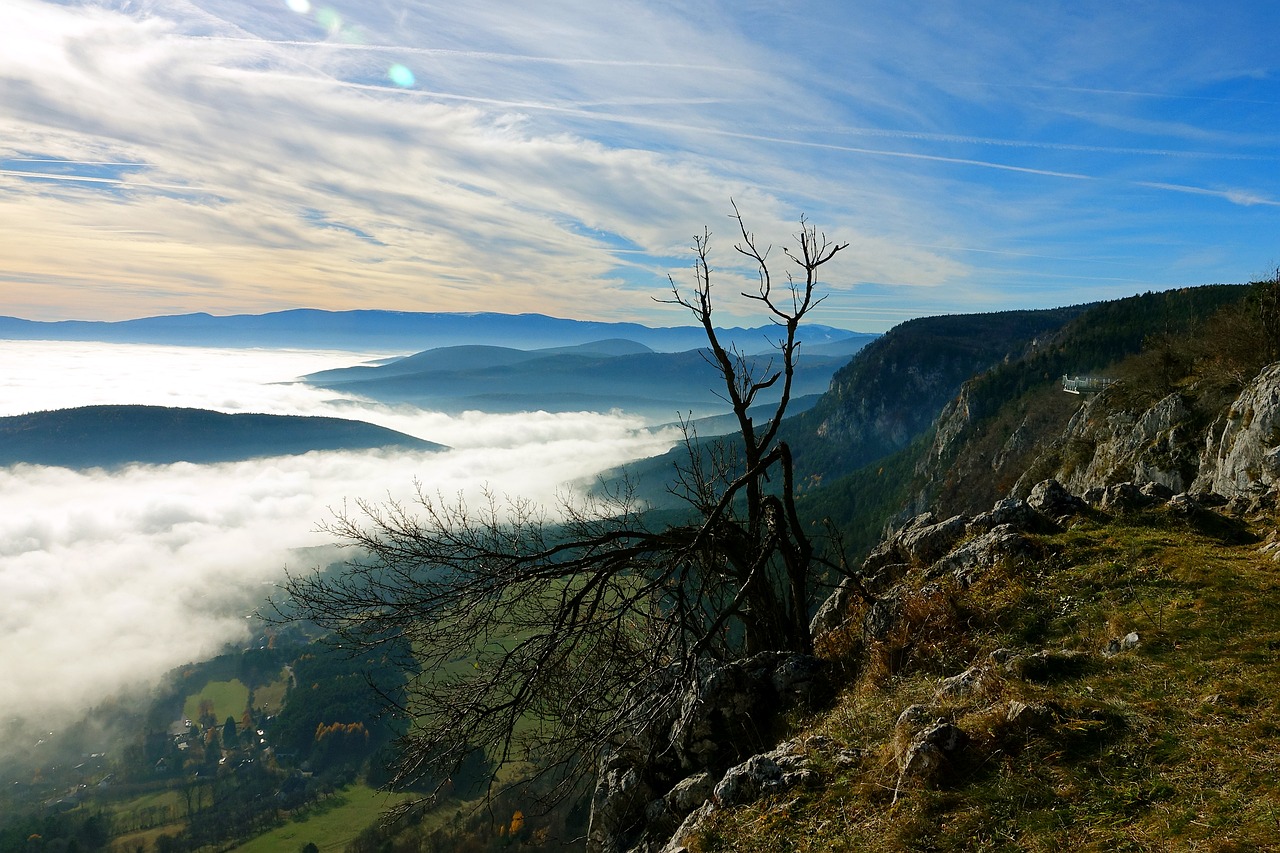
937;664;996;698
899;514;969;565
1004;700;1054;732
1026;479;1087;518
892;706;968;801
713;742;816;807
967;497;1049;536
1104;631;1140;657
1100;482;1154;511
1196;362;1280;497
928;525;1034;585
1005;649;1088;682
589;762;655;853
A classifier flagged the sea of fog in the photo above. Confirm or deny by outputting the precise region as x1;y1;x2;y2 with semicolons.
0;341;681;739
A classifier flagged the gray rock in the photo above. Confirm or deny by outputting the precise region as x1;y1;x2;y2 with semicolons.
899;514;969;564
967;497;1049;536
664;772;715;814
928;525;1033;584
1005;649;1089;682
1026;479;1087;518
1015;391;1197;496
1004;700;1054;732
659;802;713;853
893;704;937;756
810;576;864;637
713;743;816;807
937;664;994;698
1104;631;1141;656
1259;530;1280;563
770;654;823;709
1100;482;1152;511
589;763;655;853
891;713;968;802
1196;362;1280;496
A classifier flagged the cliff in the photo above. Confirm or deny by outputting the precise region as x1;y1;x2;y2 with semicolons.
590;283;1280;853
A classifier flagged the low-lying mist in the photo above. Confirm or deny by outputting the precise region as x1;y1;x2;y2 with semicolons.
0;341;680;756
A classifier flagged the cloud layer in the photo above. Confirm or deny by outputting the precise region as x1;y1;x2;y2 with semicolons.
0;342;679;742
3;1;1278;331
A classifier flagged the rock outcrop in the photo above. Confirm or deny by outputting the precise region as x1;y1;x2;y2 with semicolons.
1009;362;1280;504
587;652;824;853
1194;362;1280;497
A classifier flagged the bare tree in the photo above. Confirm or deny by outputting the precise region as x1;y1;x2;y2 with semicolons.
276;206;848;808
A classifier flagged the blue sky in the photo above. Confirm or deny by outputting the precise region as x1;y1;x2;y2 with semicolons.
1;0;1277;331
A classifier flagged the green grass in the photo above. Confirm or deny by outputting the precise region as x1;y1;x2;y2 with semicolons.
227;783;415;853
253;673;289;714
691;505;1280;852
183;678;250;723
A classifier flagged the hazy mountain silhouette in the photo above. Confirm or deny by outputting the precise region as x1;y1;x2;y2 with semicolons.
0;309;876;354
304;341;852;421
0;405;444;468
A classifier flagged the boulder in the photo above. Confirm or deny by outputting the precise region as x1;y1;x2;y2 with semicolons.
1005;649;1089;682
899;514;969;565
937;664;996;698
1026;479;1087;518
1004;700;1054;733
590;652;824;853
967;497;1050;536
1104;631;1140;657
1100;482;1152;511
713;742;816;807
928;525;1034;585
891;706;968;801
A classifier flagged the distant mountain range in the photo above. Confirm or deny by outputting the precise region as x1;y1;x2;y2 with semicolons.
0;405;443;468
0;308;877;355
303;338;857;422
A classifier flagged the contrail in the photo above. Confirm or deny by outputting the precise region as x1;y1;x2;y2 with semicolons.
191;35;742;73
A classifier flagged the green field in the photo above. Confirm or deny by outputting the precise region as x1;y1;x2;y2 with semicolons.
253;672;290;714
183;678;250;723
228;783;416;853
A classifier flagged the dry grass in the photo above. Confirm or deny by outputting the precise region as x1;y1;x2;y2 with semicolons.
691;505;1280;852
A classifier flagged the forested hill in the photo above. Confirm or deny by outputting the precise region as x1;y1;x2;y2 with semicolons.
0;308;877;355
785;306;1089;483
788;285;1250;487
0;405;443;468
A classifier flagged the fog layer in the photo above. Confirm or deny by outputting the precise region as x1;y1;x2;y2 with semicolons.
0;342;679;738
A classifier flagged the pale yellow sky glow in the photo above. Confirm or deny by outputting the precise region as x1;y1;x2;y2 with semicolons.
2;1;1278;331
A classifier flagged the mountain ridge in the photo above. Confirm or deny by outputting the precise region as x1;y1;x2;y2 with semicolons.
0;308;876;355
0;404;444;468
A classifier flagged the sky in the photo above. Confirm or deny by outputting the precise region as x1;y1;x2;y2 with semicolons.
1;1;1278;332
0;340;680;744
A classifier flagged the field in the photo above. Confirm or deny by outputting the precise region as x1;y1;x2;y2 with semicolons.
228;783;416;853
253;672;290;714
183;678;250;722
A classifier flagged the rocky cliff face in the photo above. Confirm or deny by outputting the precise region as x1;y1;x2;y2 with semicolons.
1010;362;1280;502
788;308;1083;484
1194;362;1280;496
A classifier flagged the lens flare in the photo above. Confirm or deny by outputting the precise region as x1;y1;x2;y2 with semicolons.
316;7;342;33
285;0;310;12
388;64;415;88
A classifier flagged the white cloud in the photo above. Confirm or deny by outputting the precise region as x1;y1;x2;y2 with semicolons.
0;343;680;744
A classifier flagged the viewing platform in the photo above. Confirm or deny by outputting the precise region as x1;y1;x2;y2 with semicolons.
1062;375;1117;394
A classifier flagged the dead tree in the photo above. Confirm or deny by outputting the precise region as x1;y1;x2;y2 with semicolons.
276;206;847;807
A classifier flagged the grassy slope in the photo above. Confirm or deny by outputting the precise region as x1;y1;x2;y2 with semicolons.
183;678;251;723
692;504;1280;852
228;783;416;853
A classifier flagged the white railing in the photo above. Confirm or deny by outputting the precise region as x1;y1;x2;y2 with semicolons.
1062;375;1117;394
